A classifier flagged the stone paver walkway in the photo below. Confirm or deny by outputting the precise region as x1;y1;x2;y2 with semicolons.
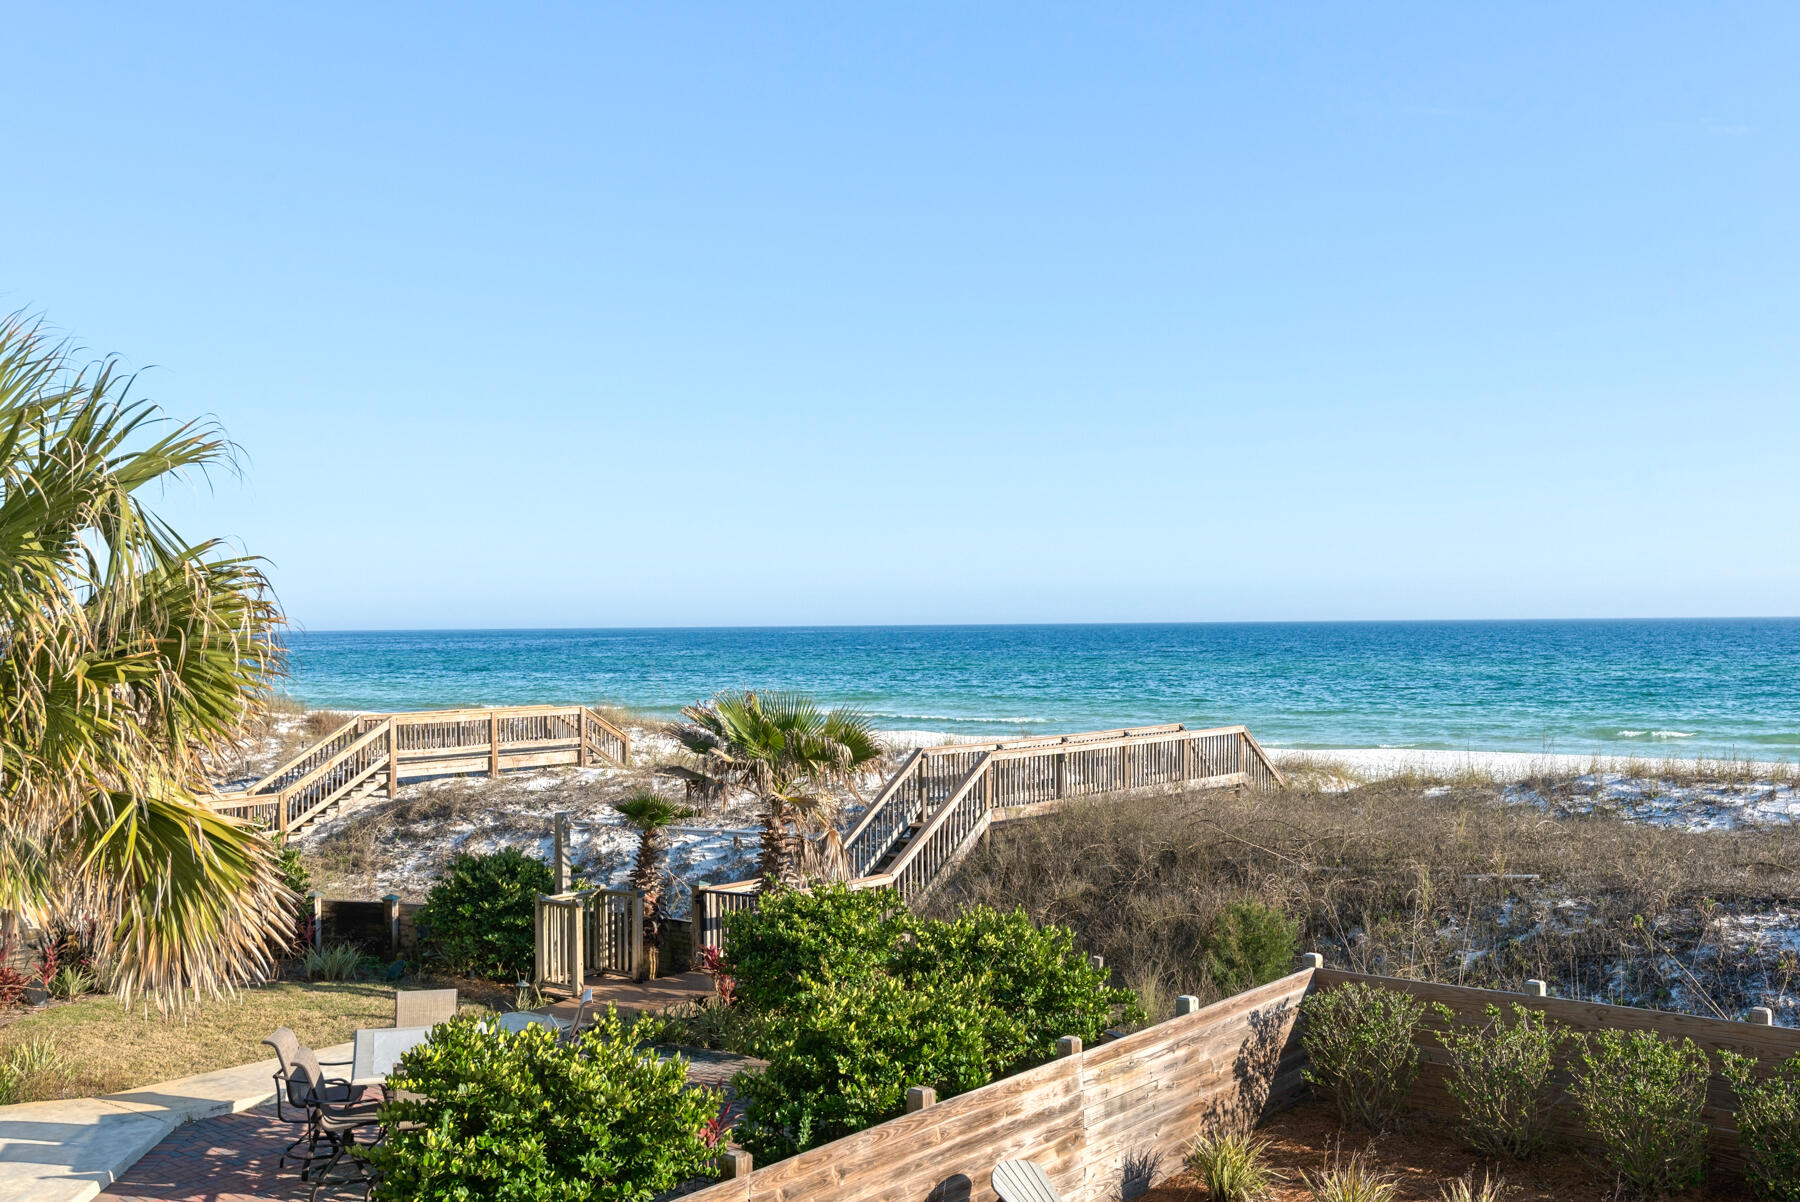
99;1048;760;1202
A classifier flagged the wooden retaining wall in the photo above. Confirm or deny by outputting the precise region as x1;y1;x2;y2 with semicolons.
1315;968;1800;1178
683;969;1313;1202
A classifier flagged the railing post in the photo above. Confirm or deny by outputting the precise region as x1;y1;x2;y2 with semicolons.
1299;952;1324;970
576;709;588;768
1175;995;1200;1016
906;1085;936;1112
1750;1006;1775;1026
1182;737;1192;781
566;898;583;996
386;720;399;797
1056;752;1066;799
630;892;646;980
489;713;501;779
553;813;571;894
1524;979;1548;997
309;893;323;949
1056;1035;1082;1057
716;1148;753;1179
384;893;402;954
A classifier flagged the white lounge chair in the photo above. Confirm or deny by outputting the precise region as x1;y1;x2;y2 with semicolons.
993;1160;1061;1202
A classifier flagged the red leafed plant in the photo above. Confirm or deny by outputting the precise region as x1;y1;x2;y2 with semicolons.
699;946;736;1007
700;1108;731;1149
0;943;28;1010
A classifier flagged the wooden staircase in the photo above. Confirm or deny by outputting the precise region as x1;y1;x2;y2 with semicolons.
695;722;1286;946
208;705;633;836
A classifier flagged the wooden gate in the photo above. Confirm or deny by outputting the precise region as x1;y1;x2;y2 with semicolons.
533;888;644;995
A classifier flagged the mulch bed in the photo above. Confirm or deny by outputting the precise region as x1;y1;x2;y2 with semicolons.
1142;1100;1753;1202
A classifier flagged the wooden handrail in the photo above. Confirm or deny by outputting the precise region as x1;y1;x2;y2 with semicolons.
237;714;366;796
882;751;994;885
276;719;393;806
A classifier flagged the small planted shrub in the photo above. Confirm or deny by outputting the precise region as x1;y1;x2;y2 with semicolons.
1184;1131;1279;1202
1568;1028;1710;1197
1437;1171;1507;1202
1720;1049;1800;1202
416;847;554;980
1300;983;1426;1132
0;1038;73;1104
1203;899;1299;995
301;941;365;982
1433;1002;1567;1159
1304;1153;1397;1202
48;964;96;1000
371;1008;718;1202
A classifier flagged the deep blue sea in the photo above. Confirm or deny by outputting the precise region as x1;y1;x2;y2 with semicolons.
279;620;1800;758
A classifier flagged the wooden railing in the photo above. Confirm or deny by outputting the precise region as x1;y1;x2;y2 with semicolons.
534;888;644;993
208;704;633;834
703;721;1287;948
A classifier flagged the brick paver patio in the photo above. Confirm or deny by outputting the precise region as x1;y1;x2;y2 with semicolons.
101;1048;760;1202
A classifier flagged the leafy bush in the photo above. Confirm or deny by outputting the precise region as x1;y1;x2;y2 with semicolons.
723;885;1142;1159
1721;1050;1800;1202
1432;1002;1567;1159
417;848;554;980
1203;899;1298;994
1568;1028;1709;1197
302;941;365;982
371;1008;719;1202
0;947;27;1011
731;972;992;1160
1184;1131;1279;1202
1304;1153;1397;1202
1299;983;1426;1132
725;884;903;1014
897;904;1140;1073
635;996;766;1054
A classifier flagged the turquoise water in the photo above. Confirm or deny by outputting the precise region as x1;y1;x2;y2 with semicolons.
280;620;1800;758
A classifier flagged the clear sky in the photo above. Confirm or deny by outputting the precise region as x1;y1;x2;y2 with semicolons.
3;5;1795;629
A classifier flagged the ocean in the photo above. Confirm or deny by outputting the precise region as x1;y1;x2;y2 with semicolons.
278;619;1800;759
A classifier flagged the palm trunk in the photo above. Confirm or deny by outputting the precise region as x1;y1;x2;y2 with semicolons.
632;828;663;946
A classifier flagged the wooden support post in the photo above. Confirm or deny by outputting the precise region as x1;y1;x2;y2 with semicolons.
716;1148;753;1179
309;893;323;949
1525;979;1548;998
576;710;588;768
1056;1035;1082;1057
1056;752;1066;799
489;713;500;779
553;813;571;894
566;900;583;996
1299;952;1324;970
1088;954;1105;971
1181;738;1192;781
906;1085;936;1112
386;721;399;797
1175;995;1200;1016
1750;1006;1775;1026
384;893;402;954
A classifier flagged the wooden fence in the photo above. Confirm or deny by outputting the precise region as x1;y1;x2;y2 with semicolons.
681;964;1800;1200
207;704;632;835
534;888;644;993
685;969;1312;1202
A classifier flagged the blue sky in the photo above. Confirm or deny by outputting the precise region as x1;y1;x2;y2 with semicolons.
4;4;1795;628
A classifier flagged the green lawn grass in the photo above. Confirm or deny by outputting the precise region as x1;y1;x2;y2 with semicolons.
0;979;497;1100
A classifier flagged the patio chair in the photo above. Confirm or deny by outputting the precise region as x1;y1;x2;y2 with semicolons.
263;1028;355;1178
993;1160;1062;1202
394;987;457;1029
561;986;597;1043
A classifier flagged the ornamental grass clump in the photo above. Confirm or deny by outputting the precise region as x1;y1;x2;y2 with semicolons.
1437;1170;1508;1202
1299;983;1426;1132
1720;1049;1800;1202
371;1008;719;1202
1184;1131;1280;1202
1433;1002;1567;1159
1304;1153;1397;1202
1568;1028;1710;1197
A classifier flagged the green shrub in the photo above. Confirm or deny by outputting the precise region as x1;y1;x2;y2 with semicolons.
1203;899;1298;994
731;972;991;1160
1437;1171;1507;1202
371;1008;719;1202
301;941;365;982
48;964;96;1000
1721;1049;1800;1202
635;996;767;1054
725;884;903;1014
1184;1131;1279;1202
897;904;1143;1073
1299;983;1426;1132
1569;1028;1709;1197
723;886;1142;1159
1433;1002;1567;1159
417;848;554;980
0;1039;73;1104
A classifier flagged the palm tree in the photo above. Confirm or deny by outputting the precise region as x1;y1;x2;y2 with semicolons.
671;690;882;887
0;314;290;1007
613;793;693;946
